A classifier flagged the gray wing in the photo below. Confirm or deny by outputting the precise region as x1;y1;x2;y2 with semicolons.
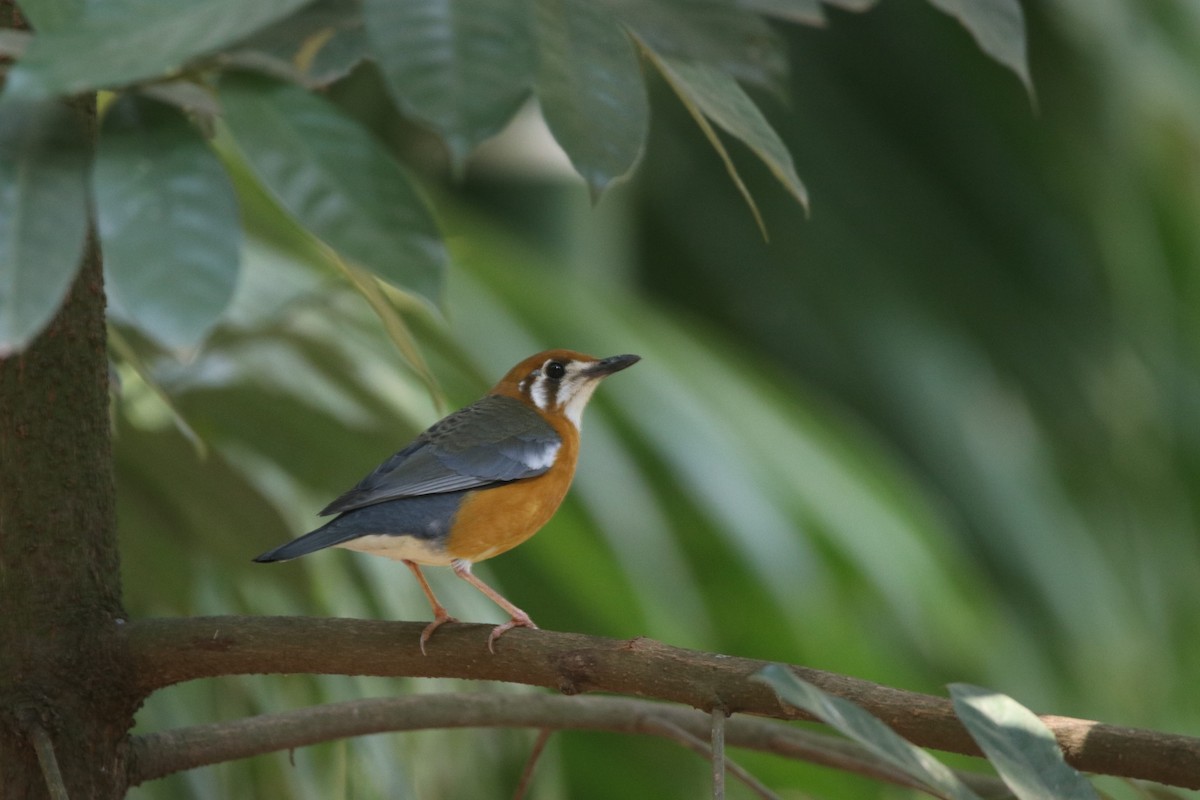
319;395;561;515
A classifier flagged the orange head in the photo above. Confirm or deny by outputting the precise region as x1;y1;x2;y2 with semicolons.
490;349;640;429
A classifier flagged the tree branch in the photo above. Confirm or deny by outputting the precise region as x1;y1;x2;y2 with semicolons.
123;616;1200;789
126;692;1008;797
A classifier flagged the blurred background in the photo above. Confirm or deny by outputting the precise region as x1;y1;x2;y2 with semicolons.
118;1;1200;797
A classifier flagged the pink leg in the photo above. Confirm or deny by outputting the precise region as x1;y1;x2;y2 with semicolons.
404;560;457;655
451;559;538;653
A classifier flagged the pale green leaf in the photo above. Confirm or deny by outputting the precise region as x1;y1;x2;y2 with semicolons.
950;685;1100;800
756;665;983;800
924;0;1033;97
739;0;825;26
365;0;536;168
95;95;241;351
0;95;89;355
535;0;647;197
219;73;445;305
5;0;313;99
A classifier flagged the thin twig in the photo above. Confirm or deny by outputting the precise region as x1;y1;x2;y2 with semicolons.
513;728;552;800
25;722;70;800
642;716;781;800
711;707;726;800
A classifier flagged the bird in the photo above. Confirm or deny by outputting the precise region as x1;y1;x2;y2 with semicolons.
254;349;640;653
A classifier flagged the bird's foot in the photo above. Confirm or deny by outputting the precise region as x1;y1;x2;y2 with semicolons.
486;612;539;654
419;613;459;655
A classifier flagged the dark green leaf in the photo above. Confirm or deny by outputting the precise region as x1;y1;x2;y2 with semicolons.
821;0;877;10
0;95;89;355
230;0;368;87
219;73;445;304
364;0;536;167
5;0;313;99
924;0;1033;97
535;0;647;196
755;665;983;800
94;95;241;351
949;684;1100;800
652;54;808;213
605;0;787;92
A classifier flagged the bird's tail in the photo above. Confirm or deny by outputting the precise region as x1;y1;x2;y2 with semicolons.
252;517;361;563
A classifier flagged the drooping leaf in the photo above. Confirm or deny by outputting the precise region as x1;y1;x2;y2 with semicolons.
604;0;787;92
219;72;446;305
949;684;1100;800
0;95;90;356
648;52;808;219
94;95;241;351
739;0;825;26
229;0;368;88
755;665;983;800
364;0;536;168
534;0;648;197
5;0;313;99
924;0;1033;98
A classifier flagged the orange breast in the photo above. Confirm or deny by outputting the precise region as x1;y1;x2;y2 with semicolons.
445;414;580;562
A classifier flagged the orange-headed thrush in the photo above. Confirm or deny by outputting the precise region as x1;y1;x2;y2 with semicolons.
254;349;640;652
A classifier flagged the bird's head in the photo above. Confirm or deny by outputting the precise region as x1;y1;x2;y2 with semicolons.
492;349;640;429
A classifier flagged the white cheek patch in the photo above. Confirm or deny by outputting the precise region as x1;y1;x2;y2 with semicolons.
530;376;551;411
563;381;599;429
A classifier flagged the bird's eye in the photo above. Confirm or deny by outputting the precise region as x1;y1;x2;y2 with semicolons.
544;361;566;380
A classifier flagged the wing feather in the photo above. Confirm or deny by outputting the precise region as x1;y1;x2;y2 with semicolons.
319;395;561;515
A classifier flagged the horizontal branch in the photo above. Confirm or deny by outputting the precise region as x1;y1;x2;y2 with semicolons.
122;616;1200;789
127;692;1009;797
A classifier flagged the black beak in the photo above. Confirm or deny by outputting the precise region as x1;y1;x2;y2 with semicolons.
586;353;641;377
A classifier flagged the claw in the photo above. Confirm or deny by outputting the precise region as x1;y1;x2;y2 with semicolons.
486;612;539;654
419;612;459;655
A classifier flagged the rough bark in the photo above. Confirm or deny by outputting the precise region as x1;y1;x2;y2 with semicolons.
0;140;135;800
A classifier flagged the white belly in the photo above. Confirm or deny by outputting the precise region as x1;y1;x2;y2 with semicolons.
336;534;454;566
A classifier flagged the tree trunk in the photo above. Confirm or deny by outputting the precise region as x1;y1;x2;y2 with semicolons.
0;38;134;792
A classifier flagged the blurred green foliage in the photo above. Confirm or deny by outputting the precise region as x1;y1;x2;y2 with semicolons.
111;1;1200;798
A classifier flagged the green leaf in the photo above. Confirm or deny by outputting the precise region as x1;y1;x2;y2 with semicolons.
219;73;445;304
755;665;983;800
739;0;825;26
0;95;90;356
605;0;787;92
924;0;1033;98
14;0;85;32
535;0;648;197
364;0;536;168
230;0;368;88
949;684;1100;800
821;0;878;10
94;95;241;351
5;0;313;99
648;52;808;223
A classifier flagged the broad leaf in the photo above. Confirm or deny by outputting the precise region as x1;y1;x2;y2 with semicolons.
95;95;241;351
14;0;84;32
949;684;1100;800
0;95;90;356
605;0;787;93
739;0;825;26
5;0;312;99
924;0;1032;97
364;0;536;168
229;0;368;88
650;53;808;219
219;73;445;304
756;665;983;800
535;0;647;197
